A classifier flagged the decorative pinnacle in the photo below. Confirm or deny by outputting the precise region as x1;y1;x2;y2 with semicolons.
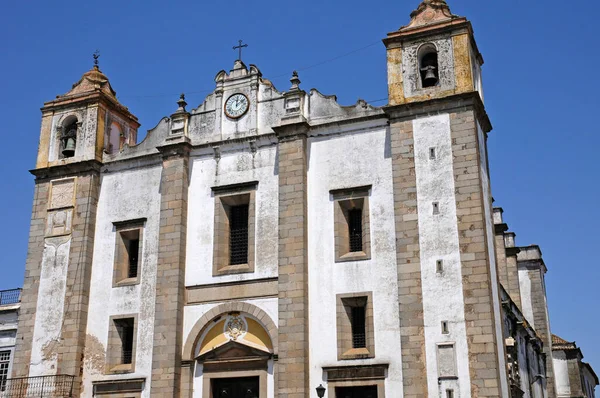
93;50;100;68
176;93;187;112
290;70;301;91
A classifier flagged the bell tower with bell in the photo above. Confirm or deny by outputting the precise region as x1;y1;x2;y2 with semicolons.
35;52;139;167
383;1;525;398
12;53;139;394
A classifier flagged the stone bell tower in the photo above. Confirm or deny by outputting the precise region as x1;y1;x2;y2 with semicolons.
12;56;138;395
384;1;509;397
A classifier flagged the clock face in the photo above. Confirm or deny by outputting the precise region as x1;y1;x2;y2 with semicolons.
224;93;249;119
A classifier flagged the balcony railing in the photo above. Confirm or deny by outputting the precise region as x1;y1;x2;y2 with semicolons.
1;375;74;397
0;289;21;306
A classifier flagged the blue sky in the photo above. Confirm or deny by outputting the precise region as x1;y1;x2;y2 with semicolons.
1;0;598;386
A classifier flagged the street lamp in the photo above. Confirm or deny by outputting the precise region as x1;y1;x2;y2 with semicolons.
316;384;326;398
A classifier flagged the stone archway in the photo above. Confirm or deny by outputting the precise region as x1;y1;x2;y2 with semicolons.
182;301;278;362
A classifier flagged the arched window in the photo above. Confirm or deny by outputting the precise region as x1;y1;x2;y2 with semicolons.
418;44;439;88
61;117;78;158
107;121;122;154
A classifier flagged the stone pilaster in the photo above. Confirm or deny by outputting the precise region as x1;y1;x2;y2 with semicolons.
388;118;428;398
11;181;50;378
517;246;555;398
273;120;309;398
504;233;522;308
450;107;506;397
55;170;100;395
150;139;191;396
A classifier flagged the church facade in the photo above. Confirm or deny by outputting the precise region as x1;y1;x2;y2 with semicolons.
9;1;597;397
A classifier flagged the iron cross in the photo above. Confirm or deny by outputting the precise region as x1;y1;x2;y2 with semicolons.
233;40;248;61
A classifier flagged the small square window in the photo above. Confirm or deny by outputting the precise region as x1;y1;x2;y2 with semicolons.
436;260;444;273
332;186;371;262
441;321;449;334
113;219;145;287
429;147;437;160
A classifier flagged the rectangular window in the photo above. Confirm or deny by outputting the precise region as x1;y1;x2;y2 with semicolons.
107;315;137;373
351;306;366;348
112;219;145;286
229;204;249;265
337;293;375;360
332;186;371;262
348;208;363;253
0;351;10;391
115;318;134;365
212;182;257;276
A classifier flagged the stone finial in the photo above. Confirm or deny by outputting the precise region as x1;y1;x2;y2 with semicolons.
403;0;457;30
290;71;301;91
176;93;187;112
93;50;100;69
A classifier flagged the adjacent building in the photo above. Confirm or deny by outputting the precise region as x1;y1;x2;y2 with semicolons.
0;289;20;390
7;0;598;397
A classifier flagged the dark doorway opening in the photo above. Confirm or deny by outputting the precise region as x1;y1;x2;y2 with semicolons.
212;376;259;398
335;385;378;398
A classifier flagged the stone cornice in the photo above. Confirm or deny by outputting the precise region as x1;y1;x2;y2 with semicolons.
156;138;192;159
383;91;492;133
30;159;103;181
272;118;310;142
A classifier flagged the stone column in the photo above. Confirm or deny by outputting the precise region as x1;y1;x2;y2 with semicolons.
388;117;428;398
150;139;191;396
273;119;309;398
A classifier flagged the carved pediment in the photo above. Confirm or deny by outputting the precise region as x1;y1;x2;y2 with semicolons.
196;341;271;363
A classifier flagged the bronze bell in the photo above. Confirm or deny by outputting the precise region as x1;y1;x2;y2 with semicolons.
422;65;438;86
62;137;76;157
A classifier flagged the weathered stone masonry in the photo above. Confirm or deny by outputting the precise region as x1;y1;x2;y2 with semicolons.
151;140;191;396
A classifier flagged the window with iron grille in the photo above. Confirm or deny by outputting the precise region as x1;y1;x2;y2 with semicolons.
0;350;10;391
229;204;249;265
351;305;366;349
348;208;363;253
115;319;134;365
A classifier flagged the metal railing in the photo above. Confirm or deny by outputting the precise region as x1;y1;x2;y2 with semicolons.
0;289;21;306
1;375;74;397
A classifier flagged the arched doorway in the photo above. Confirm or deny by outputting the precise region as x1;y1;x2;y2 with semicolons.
185;308;276;398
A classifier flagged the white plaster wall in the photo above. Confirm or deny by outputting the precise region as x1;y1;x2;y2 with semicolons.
477;121;510;397
413;114;471;397
186;144;278;286
183;297;277;398
552;351;571;396
307;125;404;395
29;237;71;376
519;270;535;328
81;165;162;398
